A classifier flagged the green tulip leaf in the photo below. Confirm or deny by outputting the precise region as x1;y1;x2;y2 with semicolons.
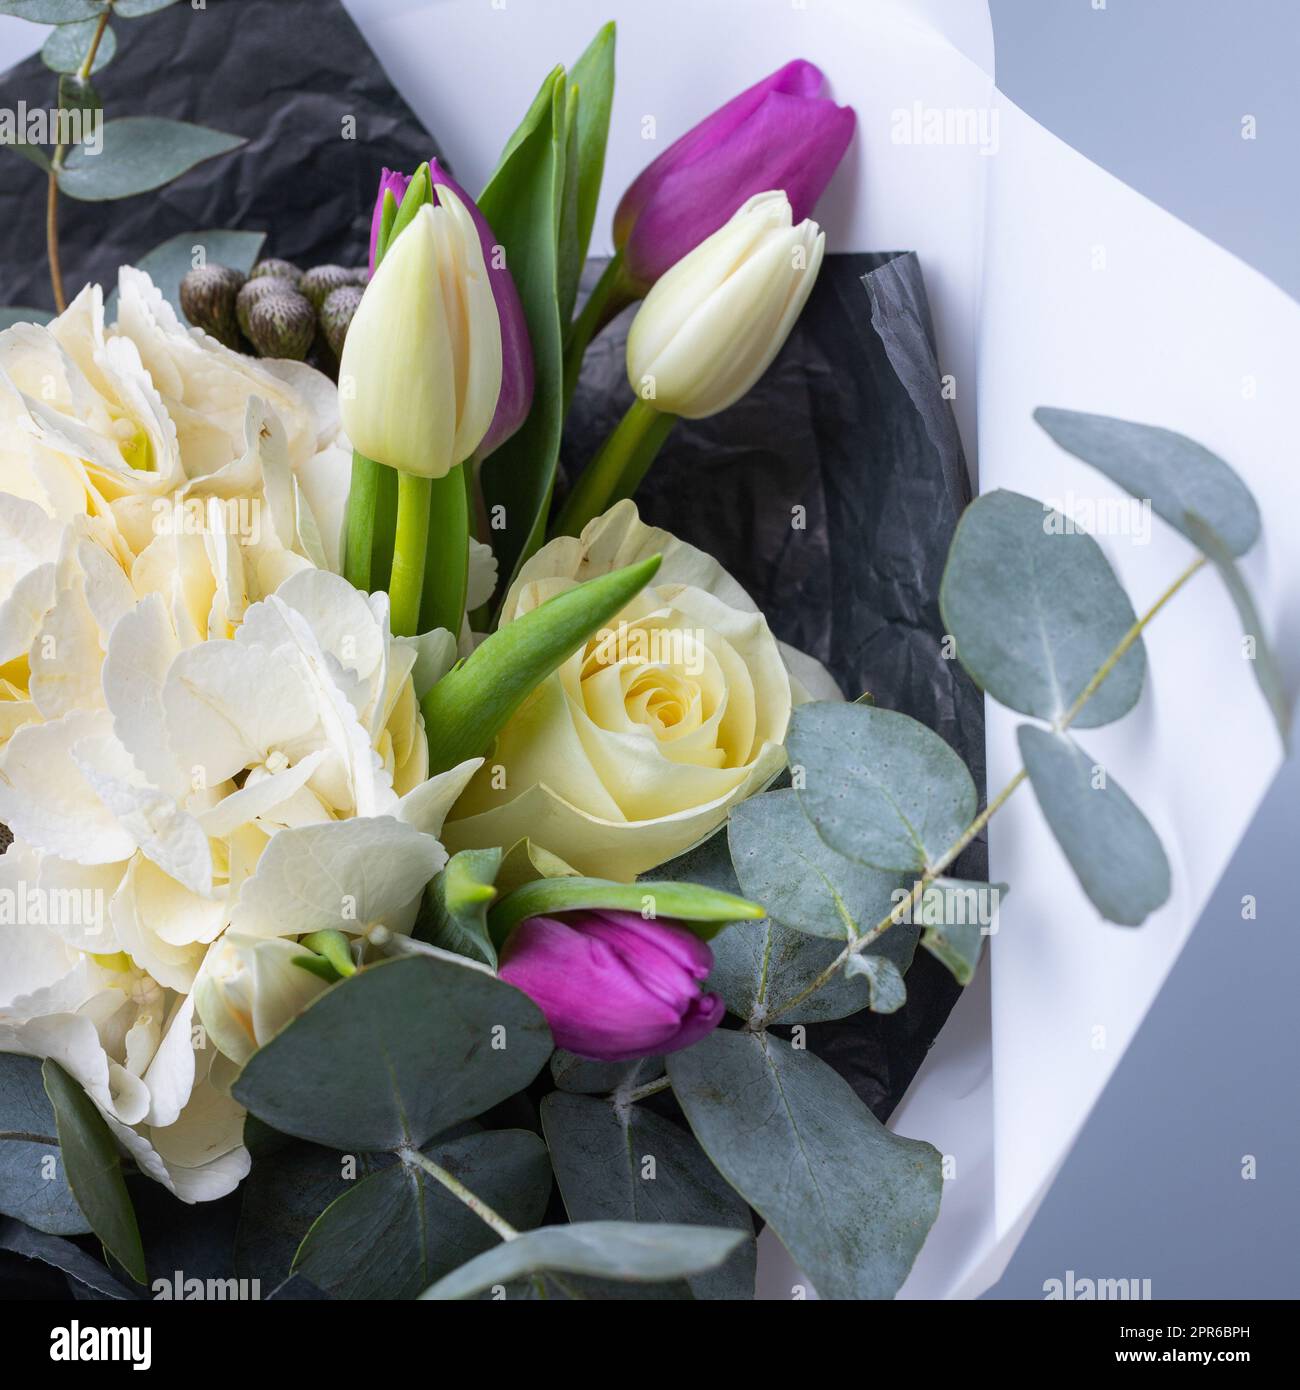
541;1092;755;1299
729;788;909;940
550;1050;664;1096
787;702;979;872
0;1054;89;1236
293;1130;551;1300
1017;724;1170;926
420;847;502;969
41;17;115;73
233;956;553;1152
104;228;266;323
476;67;567;593
558;22;616;321
668;1030;943;1300
488;873;763;948
41;1060;145;1284
421;554;661;773
1183;513;1290;748
496;837;581;893
420;1219;746;1300
1034;407;1261;559
57;117;245;202
939;489;1146;728
917;878;1005;985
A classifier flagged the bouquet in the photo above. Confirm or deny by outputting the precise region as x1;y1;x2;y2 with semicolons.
0;6;1286;1303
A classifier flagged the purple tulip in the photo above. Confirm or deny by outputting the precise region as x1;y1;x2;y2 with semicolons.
367;162;535;456
613;59;855;291
499;910;725;1062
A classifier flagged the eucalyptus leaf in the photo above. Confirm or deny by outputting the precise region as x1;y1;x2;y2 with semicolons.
477;67;566;592
57;117;245;201
668;1030;942;1299
842;951;907;1013
420;1220;746;1300
294;1130;551;1300
233;956;553;1152
918;878;1004;985
0;2;106;19
1034;407;1261;559
550;1051;665;1096
56;72;100;121
729;788;909;940
0;1217;134;1300
41;1060;144;1284
787;701;978;872
488;873;763;947
1183;514;1291;748
1;141;53;172
42;17;115;73
0;308;53;330
1017;724;1170;926
940;489;1146;727
105;228;265;322
0;1054;88;1235
541;1092;755;1299
422;848;501;969
115;0;184;15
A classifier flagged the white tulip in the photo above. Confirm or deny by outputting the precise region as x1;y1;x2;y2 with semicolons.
625;190;825;419
339;194;503;478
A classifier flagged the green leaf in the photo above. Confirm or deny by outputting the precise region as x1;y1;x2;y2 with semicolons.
917;878;1004;985
541;1092;755;1299
0;1054;89;1235
233;956;553;1152
842;951;907;1013
0;1217;135;1299
550;1051;663;1095
105;228;265;323
293;1130;551;1300
1034;407;1261;559
496;837;581;893
729;788;908;940
421;554;661;773
940;489;1146;728
419;1220;746;1300
0;2;106;19
115;0;184;15
57;117;245;202
787;702;979;872
1183;514;1291;748
1;140;53;172
42;16;115;72
477;67;567;592
0;307;54;330
668;1030;943;1299
488;873;763;948
1017;724;1170;926
556;82;583;325
41;1060;144;1284
56;72;100;121
422;848;502;969
564;22;616;300
298;929;356;979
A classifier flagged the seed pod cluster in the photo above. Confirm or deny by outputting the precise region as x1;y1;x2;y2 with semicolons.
179;256;369;371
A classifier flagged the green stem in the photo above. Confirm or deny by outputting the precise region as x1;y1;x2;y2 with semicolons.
343;451;380;591
562;250;636;412
762;552;1210;1026
390;472;432;637
552;396;677;538
402;1146;518;1242
419;463;470;637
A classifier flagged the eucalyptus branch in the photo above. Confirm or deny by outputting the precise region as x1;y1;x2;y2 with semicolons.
762;551;1210;1026
401;1146;519;1242
619;1075;671;1106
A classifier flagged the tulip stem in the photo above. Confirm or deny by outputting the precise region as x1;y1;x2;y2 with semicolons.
390;471;432;637
401;1146;519;1242
562;250;636;412
552;397;678;538
344;451;381;592
419;464;470;638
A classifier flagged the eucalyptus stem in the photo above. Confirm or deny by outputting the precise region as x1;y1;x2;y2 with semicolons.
390;471;432;637
762;551;1210;1026
552;396;677;538
402;1146;519;1242
620;1075;671;1106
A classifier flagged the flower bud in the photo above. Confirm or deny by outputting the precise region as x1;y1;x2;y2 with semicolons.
320;284;363;358
498;909;725;1061
236;276;289;339
245;289;316;361
248;257;303;288
338;193;503;479
179;264;245;350
300;264;355;312
625;191;824;419
192;933;329;1066
613;59;853;291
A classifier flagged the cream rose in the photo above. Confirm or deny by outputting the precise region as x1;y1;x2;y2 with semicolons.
443;501;841;880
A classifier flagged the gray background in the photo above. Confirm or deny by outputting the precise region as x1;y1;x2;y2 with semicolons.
985;0;1299;1300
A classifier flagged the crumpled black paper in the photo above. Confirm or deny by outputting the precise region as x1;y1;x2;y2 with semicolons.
563;254;986;1119
0;0;438;312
